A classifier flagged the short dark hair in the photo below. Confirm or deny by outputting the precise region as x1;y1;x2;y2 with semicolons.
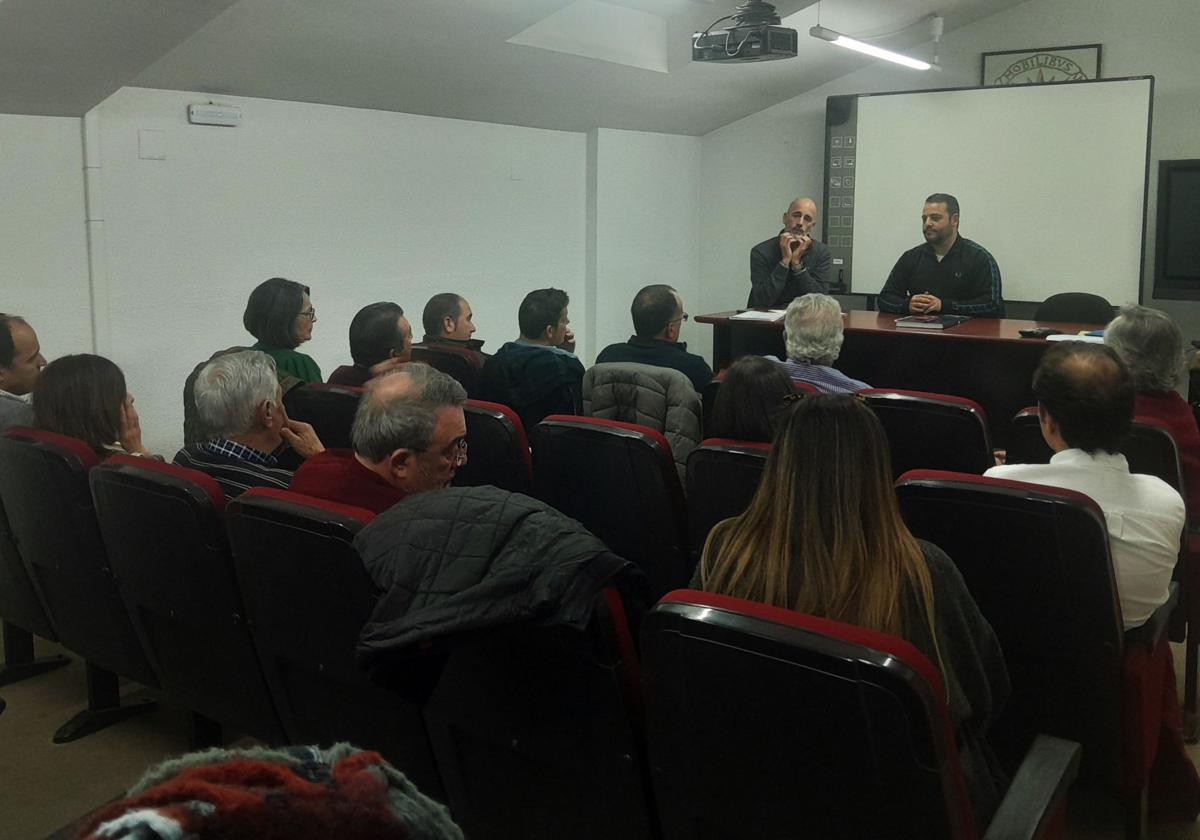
710;355;795;443
1033;342;1134;454
631;285;678;338
0;313;28;368
518;288;569;339
243;277;310;349
924;193;960;217
350;302;406;367
422;293;464;338
33;354;127;455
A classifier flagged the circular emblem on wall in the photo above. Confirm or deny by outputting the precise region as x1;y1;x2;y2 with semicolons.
981;45;1101;87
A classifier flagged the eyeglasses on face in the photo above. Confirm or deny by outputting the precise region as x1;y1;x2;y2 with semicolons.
670;313;690;325
442;436;468;466
298;308;317;321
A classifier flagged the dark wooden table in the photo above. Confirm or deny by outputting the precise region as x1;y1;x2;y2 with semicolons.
696;310;1103;446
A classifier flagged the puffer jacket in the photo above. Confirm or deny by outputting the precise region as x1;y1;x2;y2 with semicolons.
354;486;642;672
583;362;702;482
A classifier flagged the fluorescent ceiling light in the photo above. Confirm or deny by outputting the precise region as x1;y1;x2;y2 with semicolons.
809;24;931;70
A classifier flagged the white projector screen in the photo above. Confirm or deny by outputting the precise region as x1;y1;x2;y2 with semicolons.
843;78;1152;305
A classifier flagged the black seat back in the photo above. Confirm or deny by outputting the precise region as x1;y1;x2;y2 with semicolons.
90;456;282;740
895;471;1124;778
411;346;482;395
0;429;156;687
424;583;655;840
282;383;363;449
1034;292;1114;324
452;399;532;494
685;439;769;560
861;389;993;478
226;488;444;798
531;415;688;596
643;590;975;840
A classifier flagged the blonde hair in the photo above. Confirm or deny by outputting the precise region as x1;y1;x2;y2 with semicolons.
699;394;940;653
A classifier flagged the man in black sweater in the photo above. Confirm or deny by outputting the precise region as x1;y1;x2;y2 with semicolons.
877;193;1005;318
748;197;832;308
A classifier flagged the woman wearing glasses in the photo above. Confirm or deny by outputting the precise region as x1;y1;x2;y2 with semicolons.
243;277;322;383
694;392;1010;821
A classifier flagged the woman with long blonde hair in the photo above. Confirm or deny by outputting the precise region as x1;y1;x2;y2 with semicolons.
695;393;1009;817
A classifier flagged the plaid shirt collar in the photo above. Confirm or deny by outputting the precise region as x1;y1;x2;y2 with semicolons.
200;437;278;467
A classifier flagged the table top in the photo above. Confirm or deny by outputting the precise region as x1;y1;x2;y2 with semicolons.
695;310;1104;344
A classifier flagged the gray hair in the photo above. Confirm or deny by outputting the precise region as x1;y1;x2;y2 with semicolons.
351;363;467;462
193;350;280;439
1104;304;1186;393
784;293;845;365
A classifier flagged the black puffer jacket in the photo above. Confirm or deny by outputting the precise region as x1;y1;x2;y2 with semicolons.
355;486;641;670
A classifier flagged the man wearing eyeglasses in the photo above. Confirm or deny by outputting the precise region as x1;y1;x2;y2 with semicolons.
289;363;467;514
748;197;832;309
595;285;713;392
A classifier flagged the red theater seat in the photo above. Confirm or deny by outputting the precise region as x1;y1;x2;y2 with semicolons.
860;388;993;478
90;456;284;743
531;415;688;595
685;438;769;563
642;590;1080;839
895;470;1190;838
282;382;364;449
452;399;532;494
225;488;444;799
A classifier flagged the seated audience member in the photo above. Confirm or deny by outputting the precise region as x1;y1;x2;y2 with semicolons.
79;743;463;840
290;364;467;513
0;313;46;430
694;393;1009;818
243;277;322;383
1106;304;1200;520
595;284;713;392
174;350;324;499
772;293;869;393
327;301;413;387
414;292;489;364
33;354;154;458
987;342;1184;629
709;355;794;442
477;288;584;430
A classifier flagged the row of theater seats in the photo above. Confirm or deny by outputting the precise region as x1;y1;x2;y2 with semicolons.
286;384;1200;728
0;423;1084;837
0;386;1190;837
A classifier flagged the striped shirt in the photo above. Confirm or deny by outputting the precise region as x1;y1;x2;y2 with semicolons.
173;439;294;500
770;356;870;394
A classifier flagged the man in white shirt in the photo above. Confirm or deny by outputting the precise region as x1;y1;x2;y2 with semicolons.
0;314;46;430
986;342;1184;630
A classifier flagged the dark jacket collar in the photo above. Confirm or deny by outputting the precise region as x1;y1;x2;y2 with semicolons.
628;334;689;352
421;335;486;351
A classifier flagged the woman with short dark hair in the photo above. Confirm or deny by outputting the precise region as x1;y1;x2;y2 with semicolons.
33;354;153;458
243;277;321;383
709;355;794;442
695;393;1009;819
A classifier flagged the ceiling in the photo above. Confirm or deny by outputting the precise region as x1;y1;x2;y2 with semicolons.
0;0;1027;135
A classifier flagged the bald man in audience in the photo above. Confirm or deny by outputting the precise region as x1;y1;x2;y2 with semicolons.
289;363;468;514
0;314;47;430
986;342;1183;630
748;197;832;308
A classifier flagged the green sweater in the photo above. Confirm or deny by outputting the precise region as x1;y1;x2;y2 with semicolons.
252;342;322;383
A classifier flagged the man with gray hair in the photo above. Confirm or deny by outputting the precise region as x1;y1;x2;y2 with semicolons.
288;363;468;513
1106;304;1200;522
173;350;325;499
771;293;869;393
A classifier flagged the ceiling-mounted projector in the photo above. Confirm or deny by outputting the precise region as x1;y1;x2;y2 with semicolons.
692;0;797;62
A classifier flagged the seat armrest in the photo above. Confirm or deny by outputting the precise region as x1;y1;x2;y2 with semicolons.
1124;581;1180;645
982;734;1081;840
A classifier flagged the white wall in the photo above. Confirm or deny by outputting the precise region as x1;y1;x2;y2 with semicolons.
700;0;1200;335
89;87;587;454
591;128;703;357
0;115;92;360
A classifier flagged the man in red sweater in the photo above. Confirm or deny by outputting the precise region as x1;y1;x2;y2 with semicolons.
289;363;468;514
